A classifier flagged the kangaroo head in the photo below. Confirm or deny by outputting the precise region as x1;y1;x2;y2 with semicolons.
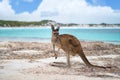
51;25;60;36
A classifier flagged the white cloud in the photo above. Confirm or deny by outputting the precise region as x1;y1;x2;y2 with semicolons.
0;0;120;23
37;0;120;23
0;0;40;21
0;0;14;18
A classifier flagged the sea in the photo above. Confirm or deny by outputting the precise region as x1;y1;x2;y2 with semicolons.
0;27;120;44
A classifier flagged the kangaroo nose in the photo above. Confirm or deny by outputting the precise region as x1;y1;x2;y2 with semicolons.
53;30;59;34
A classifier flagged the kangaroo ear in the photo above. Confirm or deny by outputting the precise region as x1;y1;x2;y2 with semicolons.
56;26;60;31
51;25;54;31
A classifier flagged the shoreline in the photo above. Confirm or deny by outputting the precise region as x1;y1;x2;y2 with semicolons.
0;38;120;45
0;26;120;29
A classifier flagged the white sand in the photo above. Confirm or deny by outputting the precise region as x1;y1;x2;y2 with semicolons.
0;55;120;80
0;41;120;80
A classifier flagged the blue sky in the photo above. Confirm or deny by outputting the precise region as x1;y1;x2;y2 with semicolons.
9;0;42;14
6;0;120;14
0;0;120;23
86;0;120;10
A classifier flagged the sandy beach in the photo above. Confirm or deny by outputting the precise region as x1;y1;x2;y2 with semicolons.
0;41;120;80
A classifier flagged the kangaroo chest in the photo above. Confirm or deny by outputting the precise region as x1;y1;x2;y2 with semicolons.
52;36;62;48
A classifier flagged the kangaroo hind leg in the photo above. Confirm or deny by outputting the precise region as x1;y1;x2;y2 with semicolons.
66;52;71;67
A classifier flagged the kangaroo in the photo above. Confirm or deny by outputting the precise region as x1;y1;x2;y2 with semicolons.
51;25;110;69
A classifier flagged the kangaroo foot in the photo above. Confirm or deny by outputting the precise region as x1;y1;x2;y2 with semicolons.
50;62;67;67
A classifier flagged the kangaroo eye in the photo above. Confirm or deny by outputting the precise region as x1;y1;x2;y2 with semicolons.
53;30;58;33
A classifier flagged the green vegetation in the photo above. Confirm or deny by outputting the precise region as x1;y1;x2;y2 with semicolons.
88;23;120;27
0;20;53;27
0;20;120;27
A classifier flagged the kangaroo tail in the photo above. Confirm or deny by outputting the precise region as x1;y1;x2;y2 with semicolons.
79;50;111;69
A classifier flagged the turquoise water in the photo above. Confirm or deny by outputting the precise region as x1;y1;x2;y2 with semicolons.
0;27;120;43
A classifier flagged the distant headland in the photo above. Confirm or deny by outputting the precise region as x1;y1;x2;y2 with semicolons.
0;20;120;27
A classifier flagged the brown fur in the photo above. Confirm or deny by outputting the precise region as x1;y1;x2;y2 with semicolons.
51;25;111;69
